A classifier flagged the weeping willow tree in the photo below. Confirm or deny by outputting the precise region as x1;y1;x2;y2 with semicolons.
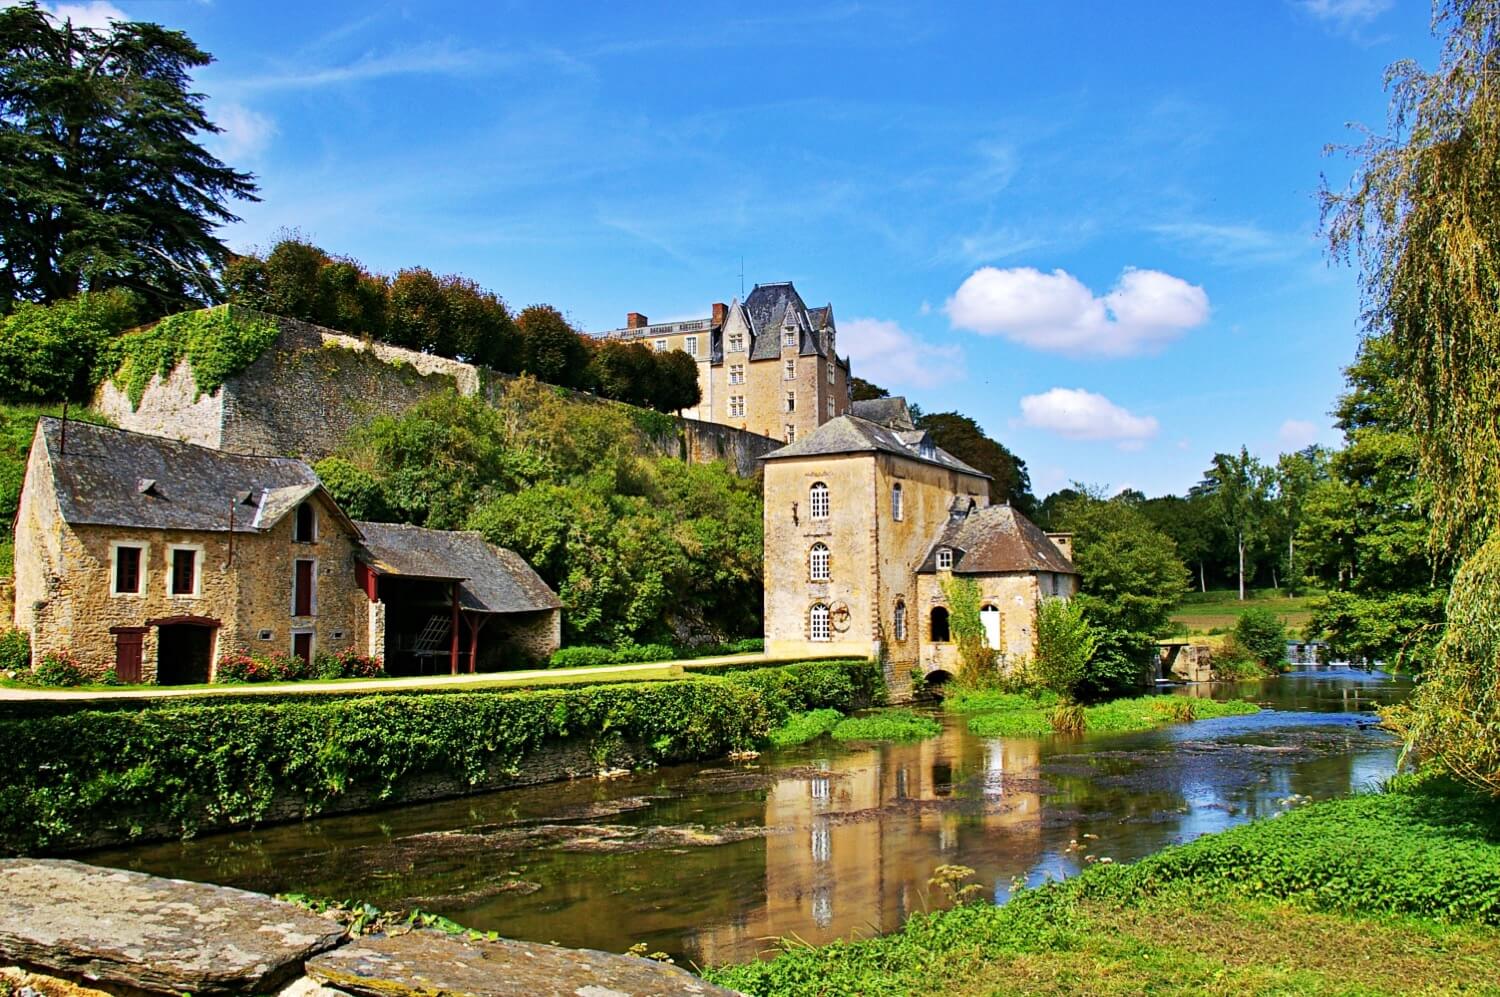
1324;0;1500;792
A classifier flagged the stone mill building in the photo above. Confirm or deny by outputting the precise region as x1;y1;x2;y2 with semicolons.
760;398;1078;691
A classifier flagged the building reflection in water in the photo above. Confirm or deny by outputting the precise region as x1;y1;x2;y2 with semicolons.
690;725;1044;962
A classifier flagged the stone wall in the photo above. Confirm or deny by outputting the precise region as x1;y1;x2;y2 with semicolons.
97;314;781;477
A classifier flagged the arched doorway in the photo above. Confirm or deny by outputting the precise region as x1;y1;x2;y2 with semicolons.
150;616;219;685
930;606;951;643
980;604;1002;651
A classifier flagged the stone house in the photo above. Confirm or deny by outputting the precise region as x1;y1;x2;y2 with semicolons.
12;418;560;683
592;281;852;442
759;399;1077;692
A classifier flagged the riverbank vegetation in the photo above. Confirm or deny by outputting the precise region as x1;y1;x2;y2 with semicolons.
0;659;882;854
705;775;1500;995
830;709;943;742
957;692;1258;738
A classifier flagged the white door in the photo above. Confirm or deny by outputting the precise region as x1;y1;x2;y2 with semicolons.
980;606;1002;651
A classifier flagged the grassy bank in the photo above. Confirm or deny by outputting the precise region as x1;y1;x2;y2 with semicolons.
0;659;883;854
706;777;1500;995
949;689;1260;738
1171;588;1321;635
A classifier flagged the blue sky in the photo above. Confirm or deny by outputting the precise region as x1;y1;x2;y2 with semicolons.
43;0;1439;496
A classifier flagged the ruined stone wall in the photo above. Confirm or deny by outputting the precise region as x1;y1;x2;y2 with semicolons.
101;315;780;476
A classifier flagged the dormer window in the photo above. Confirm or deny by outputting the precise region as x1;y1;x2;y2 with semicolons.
294;501;317;543
783;329;797;347
728;332;745;352
920;439;936;460
936;548;953;570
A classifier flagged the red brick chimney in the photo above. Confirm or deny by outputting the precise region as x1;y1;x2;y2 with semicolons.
626;312;649;329
711;302;727;326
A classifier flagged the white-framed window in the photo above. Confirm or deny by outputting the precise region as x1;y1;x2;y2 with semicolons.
784;359;796;380
729;396;746;418
893;599;907;641
827;397;835;418
110;541;147;596
810;542;830;581
786;391;796;413
166;544;203;598
728;332;745;352
654;338;668;352
936;548;953;570
786;424;796;442
685;335;698;356
729;363;745;384
809;482;830;520
810;603;831;642
294;501;317;543
828;362;835;385
783;329;797;347
892;483;903;521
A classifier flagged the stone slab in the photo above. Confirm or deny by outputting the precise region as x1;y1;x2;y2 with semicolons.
0;860;347;996
306;929;741;997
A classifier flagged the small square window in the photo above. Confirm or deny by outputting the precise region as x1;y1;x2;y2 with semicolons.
112;544;144;595
258;629;274;641
936;548;953;570
728;333;745;352
729;396;746;418
654;338;667;352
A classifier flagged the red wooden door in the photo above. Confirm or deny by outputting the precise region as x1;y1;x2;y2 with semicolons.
292;631;313;666
114;630;143;684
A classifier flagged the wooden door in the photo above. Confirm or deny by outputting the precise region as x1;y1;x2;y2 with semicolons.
293;560;314;616
292;631;313;666
114;630;144;684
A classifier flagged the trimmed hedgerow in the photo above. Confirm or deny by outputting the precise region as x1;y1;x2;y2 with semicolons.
726;660;886;722
106;305;281;408
0;658;884;854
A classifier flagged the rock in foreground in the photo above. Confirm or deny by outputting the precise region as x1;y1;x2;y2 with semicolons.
0;859;346;995
307;929;741;997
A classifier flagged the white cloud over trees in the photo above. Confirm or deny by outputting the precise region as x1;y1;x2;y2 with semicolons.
1018;387;1159;448
944;266;1209;357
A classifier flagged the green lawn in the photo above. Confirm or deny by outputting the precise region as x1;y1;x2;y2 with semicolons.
1171;588;1322;634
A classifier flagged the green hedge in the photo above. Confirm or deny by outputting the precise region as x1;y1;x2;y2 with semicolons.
0;659;884;854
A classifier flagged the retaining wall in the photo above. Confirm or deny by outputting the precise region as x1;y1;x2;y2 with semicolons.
96;315;781;477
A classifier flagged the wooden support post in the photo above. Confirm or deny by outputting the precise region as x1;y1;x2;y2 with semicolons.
450;581;460;675
466;614;489;674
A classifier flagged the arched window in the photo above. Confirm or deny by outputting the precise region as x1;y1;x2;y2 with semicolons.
936;547;953;570
809;482;830;520
810;603;831;641
980;604;1002;651
930;606;950;643
294;501;316;543
809;543;830;581
893;599;907;641
891;482;903;521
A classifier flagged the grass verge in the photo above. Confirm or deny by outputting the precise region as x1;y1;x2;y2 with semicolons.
766;708;845;748
960;692;1259;738
831;708;942;742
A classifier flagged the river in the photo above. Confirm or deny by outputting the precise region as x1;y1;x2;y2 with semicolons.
89;667;1408;967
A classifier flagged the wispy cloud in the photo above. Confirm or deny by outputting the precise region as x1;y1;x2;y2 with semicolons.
1149;220;1308;267
206;101;277;162
841;317;965;389
23;1;126;29
1294;0;1394;39
225;42;586;93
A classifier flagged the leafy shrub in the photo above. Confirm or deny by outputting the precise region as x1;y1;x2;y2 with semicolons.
1076;628;1152;703
1033;596;1097;701
0;291;142;402
1212;634;1266;679
547;645;619;669
0;629;30;672
30;651;86;687
1049;702;1086;733
725;660;885;722
831;709;942;742
314;649;385;680
766;708;844;749
215;650;312;684
1234;606;1288;667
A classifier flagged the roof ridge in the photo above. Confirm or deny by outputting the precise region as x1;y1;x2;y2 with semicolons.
40;416;305;466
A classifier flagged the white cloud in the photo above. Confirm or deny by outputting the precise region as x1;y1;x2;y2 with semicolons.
207;102;277;162
1296;0;1392;28
1277;418;1322;450
27;2;126;29
945;266;1209;357
841;317;964;390
1018;388;1159;449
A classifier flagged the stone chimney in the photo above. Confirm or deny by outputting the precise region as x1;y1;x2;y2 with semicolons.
626;312;649;329
711;302;727;326
1046;532;1074;561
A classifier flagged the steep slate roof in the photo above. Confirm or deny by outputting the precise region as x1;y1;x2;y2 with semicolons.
917;503;1077;576
849;397;916;431
761;414;989;478
356;521;562;613
33;418;355;535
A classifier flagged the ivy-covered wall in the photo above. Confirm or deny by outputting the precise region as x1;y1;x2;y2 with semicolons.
97;310;781;476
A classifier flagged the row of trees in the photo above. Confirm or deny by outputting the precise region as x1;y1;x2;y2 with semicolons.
224;238;701;414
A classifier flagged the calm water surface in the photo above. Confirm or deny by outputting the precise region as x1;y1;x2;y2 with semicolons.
92;668;1409;966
